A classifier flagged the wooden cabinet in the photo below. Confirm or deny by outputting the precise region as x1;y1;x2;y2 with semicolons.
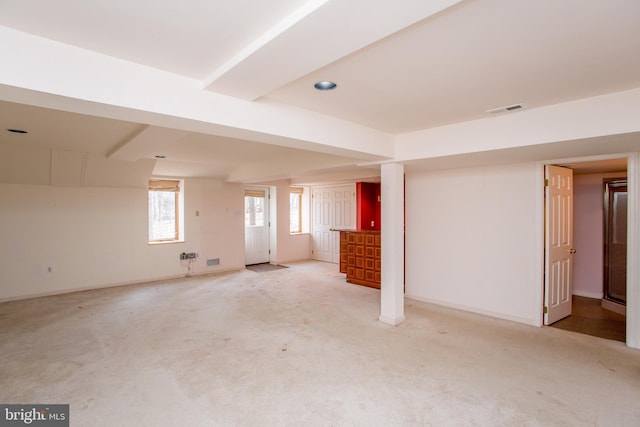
339;230;381;289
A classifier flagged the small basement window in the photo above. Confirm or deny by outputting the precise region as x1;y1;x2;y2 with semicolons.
148;179;183;243
290;186;309;234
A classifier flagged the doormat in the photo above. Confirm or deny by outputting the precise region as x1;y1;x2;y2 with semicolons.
246;263;288;273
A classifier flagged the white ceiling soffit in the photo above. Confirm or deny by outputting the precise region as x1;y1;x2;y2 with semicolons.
0;0;309;80
403;132;640;175
203;0;462;100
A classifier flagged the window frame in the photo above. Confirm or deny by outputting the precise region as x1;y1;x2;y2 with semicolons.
289;187;304;234
148;179;184;244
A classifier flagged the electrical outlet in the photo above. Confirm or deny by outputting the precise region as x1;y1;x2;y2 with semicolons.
180;252;187;260
186;252;197;259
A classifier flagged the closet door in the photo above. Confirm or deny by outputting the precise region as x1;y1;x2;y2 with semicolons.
312;184;356;263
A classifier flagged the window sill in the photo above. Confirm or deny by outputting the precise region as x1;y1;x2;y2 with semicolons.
148;240;185;245
289;232;310;236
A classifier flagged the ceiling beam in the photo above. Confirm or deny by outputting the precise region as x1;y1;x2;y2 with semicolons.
224;151;358;183
0;26;394;161
108;125;188;162
203;0;463;100
395;88;640;163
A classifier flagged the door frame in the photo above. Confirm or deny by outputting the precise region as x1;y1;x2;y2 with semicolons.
543;165;575;325
244;185;271;265
310;183;356;263
534;153;639;349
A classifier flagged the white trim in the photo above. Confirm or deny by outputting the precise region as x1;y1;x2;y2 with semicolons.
0;267;244;304
379;315;406;326
244;185;272;265
406;295;538;326
601;299;626;317
626;153;639;348
573;290;604;299
533;164;545;327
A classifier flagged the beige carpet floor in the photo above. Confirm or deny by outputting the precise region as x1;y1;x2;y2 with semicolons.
1;261;639;426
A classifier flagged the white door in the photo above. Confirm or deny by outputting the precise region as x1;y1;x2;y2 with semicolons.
244;187;270;265
332;187;356;263
544;165;575;325
312;184;356;263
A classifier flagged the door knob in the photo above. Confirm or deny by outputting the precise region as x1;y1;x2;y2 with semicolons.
569;248;576;254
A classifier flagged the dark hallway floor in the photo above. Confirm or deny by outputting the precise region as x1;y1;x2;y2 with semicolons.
551;295;626;342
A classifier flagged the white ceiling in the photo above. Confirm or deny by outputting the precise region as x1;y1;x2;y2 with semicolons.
265;0;640;133
0;0;306;80
0;0;639;182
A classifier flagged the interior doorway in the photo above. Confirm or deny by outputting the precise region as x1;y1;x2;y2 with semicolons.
545;157;628;342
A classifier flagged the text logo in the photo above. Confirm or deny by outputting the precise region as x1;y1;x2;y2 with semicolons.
0;405;68;426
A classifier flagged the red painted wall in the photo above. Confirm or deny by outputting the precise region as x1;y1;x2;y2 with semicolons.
356;182;381;230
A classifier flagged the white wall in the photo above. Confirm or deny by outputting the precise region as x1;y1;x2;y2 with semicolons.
0;178;245;301
573;172;627;299
405;162;540;325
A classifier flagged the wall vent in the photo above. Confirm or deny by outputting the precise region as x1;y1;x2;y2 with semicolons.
207;258;220;266
486;104;524;114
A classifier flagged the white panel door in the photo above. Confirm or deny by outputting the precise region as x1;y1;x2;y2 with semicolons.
312;187;333;262
312;184;356;263
332;187;356;263
544;165;574;325
245;187;270;265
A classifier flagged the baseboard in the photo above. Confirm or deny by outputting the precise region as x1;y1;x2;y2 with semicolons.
405;294;538;327
0;266;245;304
379;314;406;326
276;257;312;265
572;290;604;299
601;298;626;316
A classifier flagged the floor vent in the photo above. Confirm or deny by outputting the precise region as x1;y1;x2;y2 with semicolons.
207;258;220;266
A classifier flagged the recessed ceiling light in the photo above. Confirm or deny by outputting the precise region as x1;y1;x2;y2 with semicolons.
6;128;28;134
154;155;166;159
314;81;337;91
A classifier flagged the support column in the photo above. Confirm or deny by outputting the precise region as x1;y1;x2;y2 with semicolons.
379;162;405;325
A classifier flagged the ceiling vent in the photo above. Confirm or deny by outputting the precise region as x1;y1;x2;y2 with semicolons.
486;104;524;114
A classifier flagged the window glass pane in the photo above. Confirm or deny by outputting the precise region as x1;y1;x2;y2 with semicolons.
245;196;265;227
290;193;301;233
149;191;177;240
